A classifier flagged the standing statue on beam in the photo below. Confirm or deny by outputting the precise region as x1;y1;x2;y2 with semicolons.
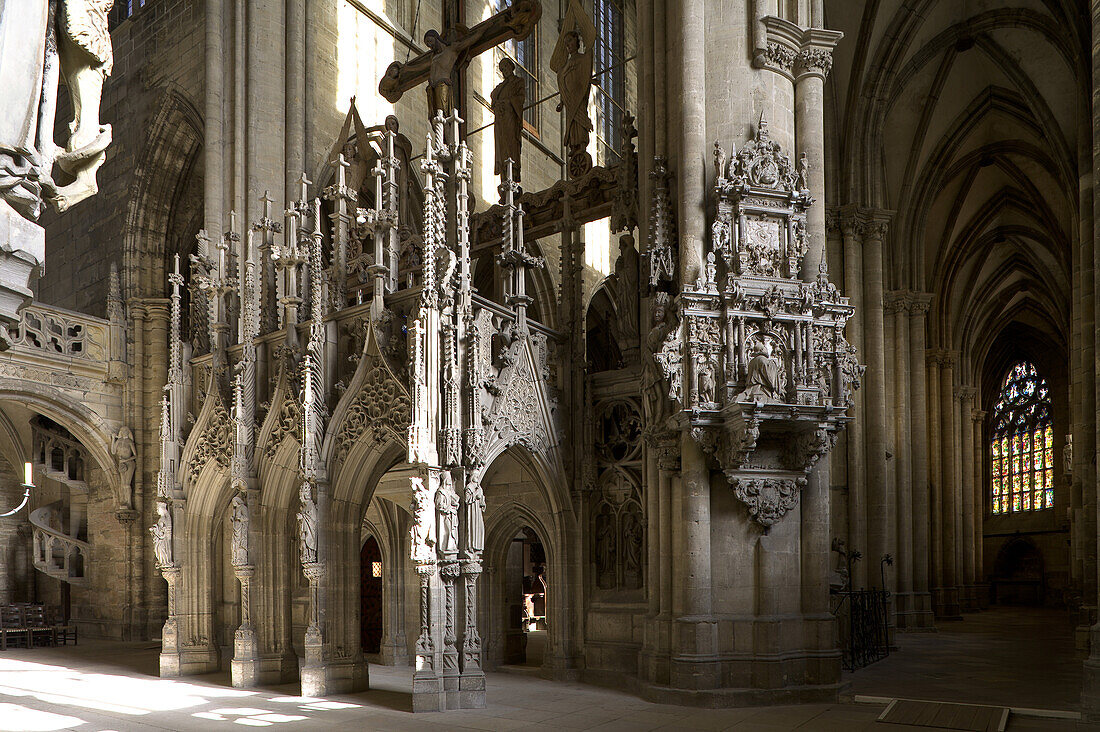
491;57;526;186
551;0;596;178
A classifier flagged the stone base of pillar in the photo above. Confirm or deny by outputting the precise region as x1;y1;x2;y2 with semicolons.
668;617;720;690
412;672;446;712
443;668;461;709
300;656;369;696
960;585;982;612
932;587;962;620
231;628;260;687
1082;625;1100;721
636;676;841;707
543;651;583;682
379;638;410;667
458;670;486;708
639;615;673;686
975;583;990;610
160;646;220;677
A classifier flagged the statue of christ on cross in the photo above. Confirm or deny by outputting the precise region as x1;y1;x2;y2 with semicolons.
378;0;541;119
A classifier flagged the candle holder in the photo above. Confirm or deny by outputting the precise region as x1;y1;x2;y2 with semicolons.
0;461;34;517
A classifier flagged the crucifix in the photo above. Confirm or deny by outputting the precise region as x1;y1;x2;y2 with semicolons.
378;0;541;120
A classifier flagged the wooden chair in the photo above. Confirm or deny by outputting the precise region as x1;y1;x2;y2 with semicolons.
24;605;55;647
0;605;30;650
48;606;76;646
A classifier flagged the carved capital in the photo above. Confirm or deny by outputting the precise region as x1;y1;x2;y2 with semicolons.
884;291;908;315
795;47;833;79
955;385;976;403
972;409;987;423
907;292;933;315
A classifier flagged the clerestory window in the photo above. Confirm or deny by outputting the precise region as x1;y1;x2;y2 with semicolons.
593;0;624;164
109;0;147;28
990;361;1053;514
495;0;539;131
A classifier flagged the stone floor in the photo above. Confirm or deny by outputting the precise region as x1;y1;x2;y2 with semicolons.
847;605;1085;713
0;609;1092;732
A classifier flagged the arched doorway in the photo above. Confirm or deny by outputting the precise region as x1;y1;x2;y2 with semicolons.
360;535;383;653
502;526;546;667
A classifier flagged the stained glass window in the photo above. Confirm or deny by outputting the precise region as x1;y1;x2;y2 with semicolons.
991;361;1053;514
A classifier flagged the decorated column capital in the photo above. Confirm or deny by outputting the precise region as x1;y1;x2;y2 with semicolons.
971;409;987;424
906;292;933;315
884;291;909;315
955;385;976;404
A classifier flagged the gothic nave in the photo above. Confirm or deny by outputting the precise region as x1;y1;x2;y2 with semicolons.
0;0;1097;729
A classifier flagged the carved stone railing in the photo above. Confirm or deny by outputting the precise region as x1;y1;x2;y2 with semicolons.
29;504;90;586
32;423;89;492
9;303;110;362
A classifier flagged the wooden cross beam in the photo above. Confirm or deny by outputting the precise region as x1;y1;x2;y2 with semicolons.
378;0;541;115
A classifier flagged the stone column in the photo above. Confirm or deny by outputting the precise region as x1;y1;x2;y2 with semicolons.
972;408;988;607
840;211;866;588
908;295;934;627
938;352;961;618
927;351;944;614
957;386;976;611
861;212;892;590
795;38;839;281
888;294;913;625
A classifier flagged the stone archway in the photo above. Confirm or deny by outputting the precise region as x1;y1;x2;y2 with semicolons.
360;534;383;654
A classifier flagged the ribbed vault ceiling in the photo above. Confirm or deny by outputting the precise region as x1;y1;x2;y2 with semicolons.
825;0;1086;376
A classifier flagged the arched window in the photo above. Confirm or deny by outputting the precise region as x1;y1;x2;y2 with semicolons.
991;361;1053;514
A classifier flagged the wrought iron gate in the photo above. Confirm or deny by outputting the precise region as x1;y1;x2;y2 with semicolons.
831;588;890;670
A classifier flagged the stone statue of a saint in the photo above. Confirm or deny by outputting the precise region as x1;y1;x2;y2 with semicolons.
1;0;115;220
735;338;783;403
436;470;459;556
230;493;249;567
462;467;486;556
551;0;596;177
410;476;437;564
112;424;136;500
490;57;526;183
697;356;717;406
594;504;615;589
1064;433;1073;475
297;483;318;565
150;500;173;567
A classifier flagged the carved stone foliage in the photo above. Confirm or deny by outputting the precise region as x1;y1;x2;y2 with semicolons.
484;345;550;457
185;393;231;485
730;477;799;528
652;118;860;528
335;362;411;464
264;393;301;460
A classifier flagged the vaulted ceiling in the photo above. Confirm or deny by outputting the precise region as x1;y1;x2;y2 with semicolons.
824;0;1087;376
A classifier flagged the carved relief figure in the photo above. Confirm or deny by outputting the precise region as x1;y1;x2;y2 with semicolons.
1064;433;1073;475
462;467;486;556
150;501;173;567
551;1;596;176
621;507;642;589
594;504;615;590
696;355;716;406
643;294;675;425
410;476;436;563
735;338;783;403
490;57;526;182
436;470;459;556
297;483;319;564
1;0;116;219
112;425;136;499
614;235;640;347
230;493;249;567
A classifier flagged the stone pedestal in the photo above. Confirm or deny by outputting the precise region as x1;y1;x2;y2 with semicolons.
0;201;42;343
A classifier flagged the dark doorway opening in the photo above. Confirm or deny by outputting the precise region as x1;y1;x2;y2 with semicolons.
360;535;383;653
503;526;546;667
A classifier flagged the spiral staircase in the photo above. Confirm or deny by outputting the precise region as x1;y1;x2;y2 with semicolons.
28;423;91;587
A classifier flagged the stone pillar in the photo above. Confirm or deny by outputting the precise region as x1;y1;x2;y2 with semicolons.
841;212;866;588
795;38;837;281
938;352;961;618
888;294;913;625
972;408;988;607
927;351;944;614
670;432;718;689
861;212;892;591
957;386;976;611
231;564;259;686
908;295;934;627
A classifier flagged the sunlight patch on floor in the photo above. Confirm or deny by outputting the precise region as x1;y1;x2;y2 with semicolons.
0;702;84;732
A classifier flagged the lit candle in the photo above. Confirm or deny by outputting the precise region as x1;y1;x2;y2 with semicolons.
23;461;32;486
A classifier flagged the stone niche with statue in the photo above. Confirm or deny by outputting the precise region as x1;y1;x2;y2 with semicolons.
657;117;862;528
